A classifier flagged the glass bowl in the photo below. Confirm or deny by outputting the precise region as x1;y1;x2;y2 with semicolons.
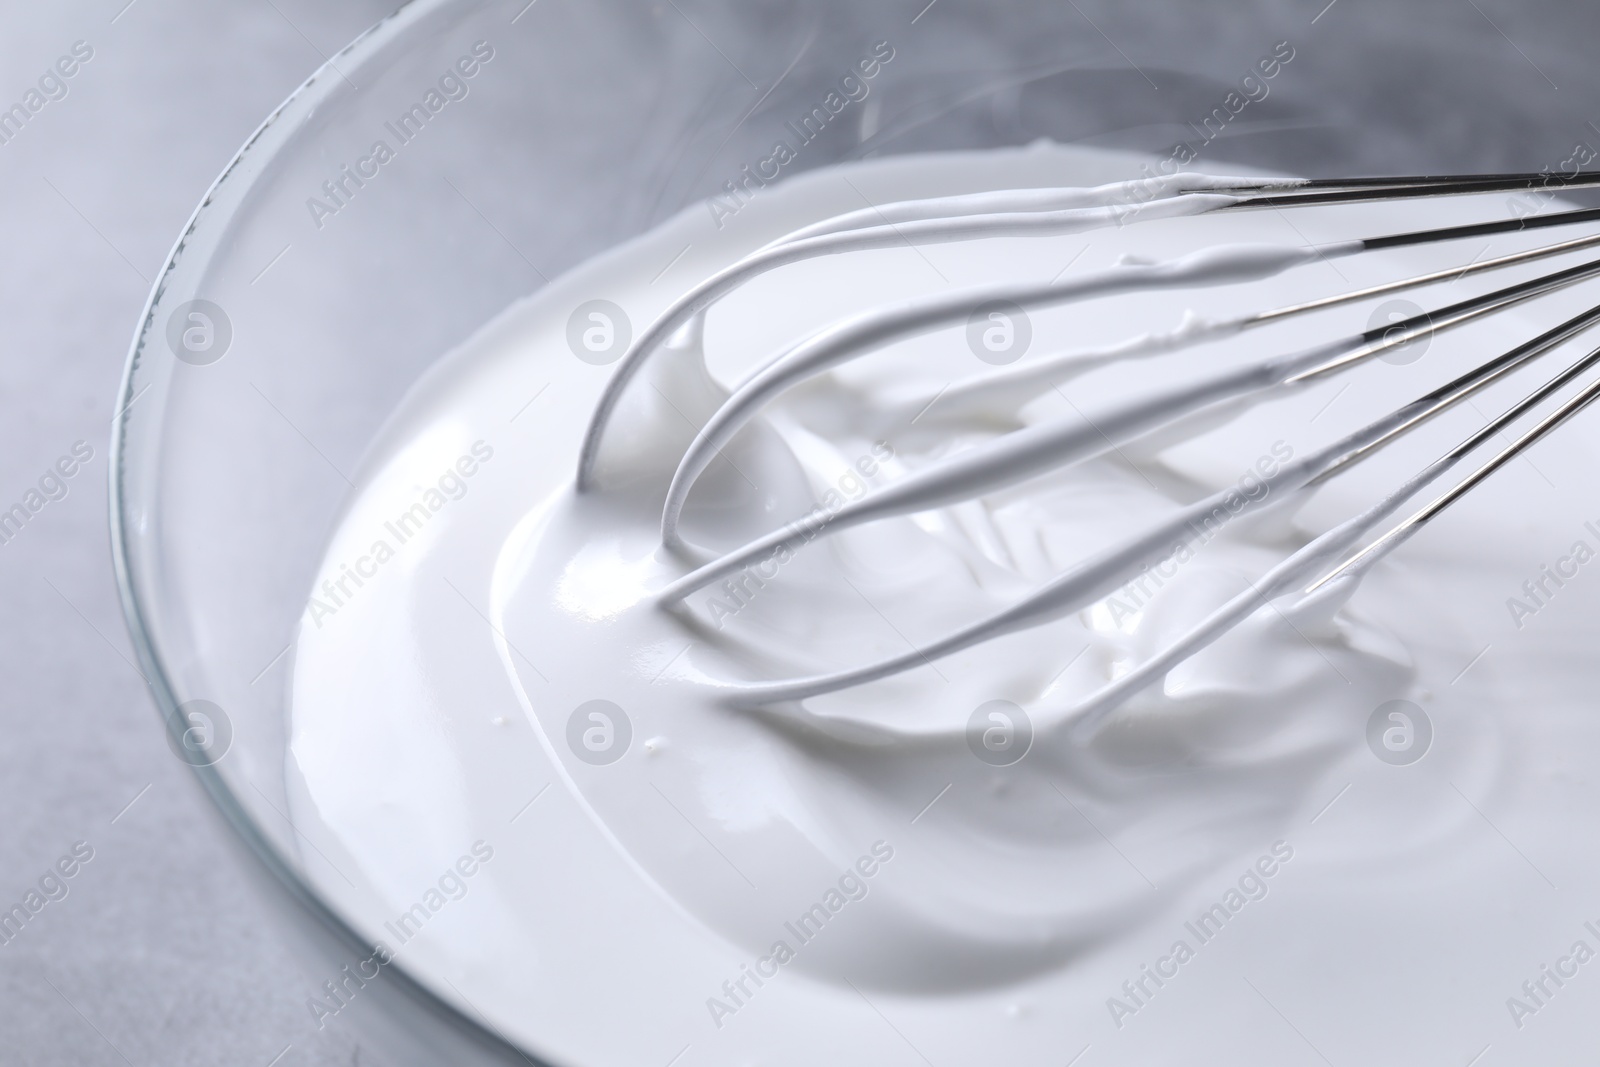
110;0;1600;1062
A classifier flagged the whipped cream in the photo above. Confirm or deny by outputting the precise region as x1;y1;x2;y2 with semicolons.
286;144;1600;1064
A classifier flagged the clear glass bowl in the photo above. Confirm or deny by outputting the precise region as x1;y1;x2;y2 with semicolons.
110;0;1600;1061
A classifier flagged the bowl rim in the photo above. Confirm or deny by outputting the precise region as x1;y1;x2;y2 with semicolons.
107;1;549;1061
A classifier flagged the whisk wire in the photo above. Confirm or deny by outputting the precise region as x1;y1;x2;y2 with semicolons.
579;167;1600;725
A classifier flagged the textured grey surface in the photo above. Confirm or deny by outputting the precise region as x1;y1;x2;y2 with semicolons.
3;1;1600;1065
0;5;395;1065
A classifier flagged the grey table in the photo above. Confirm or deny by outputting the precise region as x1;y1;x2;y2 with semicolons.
0;5;394;1064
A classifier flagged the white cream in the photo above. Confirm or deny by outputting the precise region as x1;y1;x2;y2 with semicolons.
286;145;1600;1064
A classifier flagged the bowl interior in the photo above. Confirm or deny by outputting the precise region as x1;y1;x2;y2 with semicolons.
112;0;1600;1059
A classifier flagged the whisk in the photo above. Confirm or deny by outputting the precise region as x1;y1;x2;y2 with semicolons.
580;169;1600;736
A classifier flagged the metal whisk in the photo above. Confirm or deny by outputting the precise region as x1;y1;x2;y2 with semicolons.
579;169;1600;735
